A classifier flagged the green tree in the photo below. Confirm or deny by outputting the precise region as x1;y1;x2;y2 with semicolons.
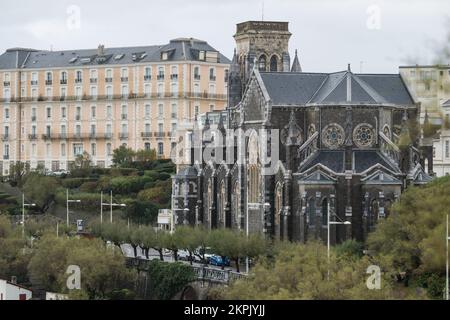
135;149;157;162
22;173;60;213
367;176;450;299
218;241;397;300
112;146;136;168
146;260;195;300
8;162;30;187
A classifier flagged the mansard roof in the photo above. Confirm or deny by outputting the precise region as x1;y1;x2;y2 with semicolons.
0;38;230;70
259;69;415;106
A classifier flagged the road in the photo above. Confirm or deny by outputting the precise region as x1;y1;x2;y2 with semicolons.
120;244;238;272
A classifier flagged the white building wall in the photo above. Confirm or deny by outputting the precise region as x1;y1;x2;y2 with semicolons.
0;280;32;300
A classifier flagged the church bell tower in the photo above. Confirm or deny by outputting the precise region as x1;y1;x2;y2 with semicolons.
228;21;293;108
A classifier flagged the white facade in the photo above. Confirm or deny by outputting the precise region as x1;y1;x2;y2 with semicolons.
433;129;450;177
157;209;174;232
0;279;32;300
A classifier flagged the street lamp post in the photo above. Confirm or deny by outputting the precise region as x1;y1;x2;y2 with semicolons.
21;193;36;238
327;206;351;280
103;191;126;223
66;189;81;227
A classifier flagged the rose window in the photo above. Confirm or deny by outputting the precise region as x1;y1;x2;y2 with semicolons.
353;123;375;148
322;124;345;149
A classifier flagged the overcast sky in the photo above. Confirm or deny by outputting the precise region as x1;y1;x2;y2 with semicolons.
0;0;448;73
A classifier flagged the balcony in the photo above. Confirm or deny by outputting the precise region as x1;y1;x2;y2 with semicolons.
209;75;216;81
75;78;83;84
144;75;152;81
105;77;113;83
60;79;67;85
104;133;113;139
28;134;38;140
119;133;129;139
89;132;97;139
90;78;98;84
31;116;36;122
75;115;81;121
42;134;52;140
3;81;10;87
30;80;38;86
121;114;128;120
157;74;165;81
121;77;128;82
141;132;152;138
1;134;9;141
45;80;53;85
170;74;178;80
194;74;201;81
59;133;68;139
171;113;177;119
154;132;165;138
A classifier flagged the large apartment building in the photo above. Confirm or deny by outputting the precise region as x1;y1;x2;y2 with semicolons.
0;38;230;176
399;64;450;124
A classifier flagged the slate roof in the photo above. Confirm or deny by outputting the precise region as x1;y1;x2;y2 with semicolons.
259;70;415;106
0;38;230;70
353;150;399;173
300;151;345;173
175;166;198;178
299;150;400;174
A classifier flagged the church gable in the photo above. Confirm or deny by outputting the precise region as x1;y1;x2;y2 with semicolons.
361;170;402;185
241;74;269;122
297;166;337;184
407;164;433;185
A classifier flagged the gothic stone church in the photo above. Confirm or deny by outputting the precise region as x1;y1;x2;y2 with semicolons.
171;21;432;244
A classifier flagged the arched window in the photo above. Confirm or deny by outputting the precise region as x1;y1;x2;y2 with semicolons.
274;183;283;239
248;132;260;203
258;55;267;72
369;199;379;231
321;198;328;226
232;181;241;229
218;181;226;227
308;198;316;227
207;179;213;228
270;55;278;72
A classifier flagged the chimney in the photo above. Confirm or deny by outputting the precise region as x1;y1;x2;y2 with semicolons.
11;276;17;284
98;44;105;56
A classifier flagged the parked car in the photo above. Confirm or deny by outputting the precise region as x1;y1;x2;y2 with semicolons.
208;255;231;267
177;250;191;261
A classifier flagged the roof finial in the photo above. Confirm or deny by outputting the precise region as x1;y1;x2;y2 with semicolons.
347;63;351;72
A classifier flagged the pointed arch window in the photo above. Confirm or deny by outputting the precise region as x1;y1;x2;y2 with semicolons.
248;132;260;203
270;56;278;72
258;55;267;72
274;183;283;239
308;198;316;227
232;181;241;229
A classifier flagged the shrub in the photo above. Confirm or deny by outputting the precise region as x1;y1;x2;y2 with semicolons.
79;181;99;193
61;178;92;189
